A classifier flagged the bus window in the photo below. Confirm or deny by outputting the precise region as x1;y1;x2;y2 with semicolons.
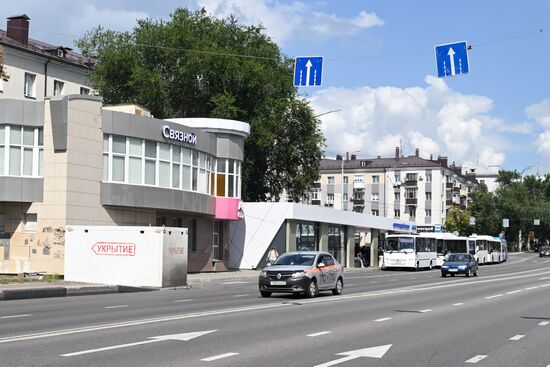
436;239;444;255
468;240;476;255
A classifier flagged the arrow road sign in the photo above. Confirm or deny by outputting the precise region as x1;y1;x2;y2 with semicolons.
61;330;217;357
313;344;392;367
294;56;323;87
434;41;469;78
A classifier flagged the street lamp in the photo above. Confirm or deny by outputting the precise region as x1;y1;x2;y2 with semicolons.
383;162;408;217
341;150;360;211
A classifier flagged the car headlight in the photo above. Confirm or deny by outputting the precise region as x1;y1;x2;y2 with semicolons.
291;271;306;279
441;265;448;269
458;265;467;269
260;271;268;278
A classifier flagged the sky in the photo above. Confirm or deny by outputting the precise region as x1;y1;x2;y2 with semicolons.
2;0;550;174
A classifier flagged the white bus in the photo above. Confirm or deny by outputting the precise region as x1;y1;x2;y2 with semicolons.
469;235;507;264
383;234;437;270
427;233;471;267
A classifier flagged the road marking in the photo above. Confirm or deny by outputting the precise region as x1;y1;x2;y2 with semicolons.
419;309;432;313
539;277;550;280
222;281;250;285
307;331;331;337
506;290;523;295
233;294;248;297
525;286;538;290
174;299;193;303
539;321;550;326
104;305;128;309
453;303;464;306
62;330;216;357
201;352;239;362
465;355;487;363
374;317;392;322
0;314;32;319
540;283;550;287
314;344;392;367
369;281;378;284
509;334;525;341
485;294;503;299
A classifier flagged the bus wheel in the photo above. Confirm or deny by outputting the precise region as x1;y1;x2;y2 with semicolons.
416;262;420;271
429;261;433;270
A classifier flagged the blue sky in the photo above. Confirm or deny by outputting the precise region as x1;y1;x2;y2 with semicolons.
2;0;550;174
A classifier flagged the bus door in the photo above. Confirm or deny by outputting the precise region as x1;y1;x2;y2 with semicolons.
468;240;476;257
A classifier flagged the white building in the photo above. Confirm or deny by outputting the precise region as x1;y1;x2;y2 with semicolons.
308;148;477;231
0;14;92;100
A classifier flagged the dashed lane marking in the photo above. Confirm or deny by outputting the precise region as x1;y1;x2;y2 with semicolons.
0;314;32;319
540;283;550;287
104;305;128;309
307;331;331;337
201;352;239;362
453;303;464;306
374;317;392;322
233;294;248;298
221;281;251;285
539;321;550;326
525;286;539;290
174;300;193;303
509;335;525;341
506;290;523;295
419;309;432;313
485;294;503;299
465;355;487;363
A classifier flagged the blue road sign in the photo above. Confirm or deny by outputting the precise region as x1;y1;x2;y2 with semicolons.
434;41;469;78
294;56;323;87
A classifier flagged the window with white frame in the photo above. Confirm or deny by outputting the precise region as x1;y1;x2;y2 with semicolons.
394;173;401;183
394;192;400;201
354;175;364;183
24;73;36;98
426;172;432;182
53;80;64;96
23;213;37;232
371;192;379;201
311;189;320;200
102;134;226;196
425;209;432;217
80;87;90;95
343;176;348;184
426;192;432;200
405;188;417;199
328;176;335;184
371;209;379;216
327;193;334;204
394;209;400;218
343;193;348;201
372;175;379;183
0;125;43;177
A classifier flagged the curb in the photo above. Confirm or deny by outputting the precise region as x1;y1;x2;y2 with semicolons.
0;284;156;301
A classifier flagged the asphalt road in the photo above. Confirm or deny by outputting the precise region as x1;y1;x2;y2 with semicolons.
1;253;550;367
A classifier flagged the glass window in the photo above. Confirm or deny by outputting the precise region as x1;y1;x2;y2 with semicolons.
182;165;191;190
217;158;226;173
102;154;108;181
145;141;156;158
24;73;35;97
112;136;126;154
53;80;64;96
112;156;125;182
328;176;335;184
228;174;234;197
10;126;21;145
372;175;379;183
129;157;142;184
23;128;34;145
192;151;198;166
0;147;4;175
38;149;43;176
172;164;180;188
159;143;170;161
192;167;198;191
23;148;33;175
228;159;234;174
103;135;109;152
182;148;191;164
172;146;181;162
80;87;90;95
0;125;4;144
129;138;142;156
23;213;37;232
145;160;156;185
9;147;21;175
38;130;43;146
159;161;170;187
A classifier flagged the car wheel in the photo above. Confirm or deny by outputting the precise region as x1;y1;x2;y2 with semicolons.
466;268;471;277
305;279;318;298
332;277;343;295
450;273;455;277
441;273;446;277
474;269;478;277
260;291;272;298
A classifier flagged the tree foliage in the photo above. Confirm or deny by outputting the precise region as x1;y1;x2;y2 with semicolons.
0;45;9;80
76;8;325;201
444;207;471;235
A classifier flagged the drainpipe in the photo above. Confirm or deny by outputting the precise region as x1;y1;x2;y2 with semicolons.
44;58;51;97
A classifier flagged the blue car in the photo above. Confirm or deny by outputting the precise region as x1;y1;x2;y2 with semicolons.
441;253;478;277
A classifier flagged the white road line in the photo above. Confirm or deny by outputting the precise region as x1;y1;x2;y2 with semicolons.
0;314;32;319
104;305;128;309
174;299;193;303
419;309;432;313
61;340;158;356
539;277;550;280
307;331;331;337
201;352;239;362
539;321;550;326
525;286;539;290
509;334;525;341
233;294;248;298
540;283;550;287
369;281;378;284
221;281;250;285
465;355;487;363
506;290;523;295
453;303;464;306
374;317;392;322
485;294;503;299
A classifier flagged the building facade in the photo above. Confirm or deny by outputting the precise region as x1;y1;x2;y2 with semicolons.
308;148;476;229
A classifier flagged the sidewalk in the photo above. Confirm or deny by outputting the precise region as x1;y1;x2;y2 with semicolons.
0;266;375;301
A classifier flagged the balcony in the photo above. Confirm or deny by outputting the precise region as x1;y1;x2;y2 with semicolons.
404;180;417;187
353;181;365;189
405;198;417;205
352;199;365;205
311;199;321;206
311;182;321;189
446;199;452;206
446;182;453;189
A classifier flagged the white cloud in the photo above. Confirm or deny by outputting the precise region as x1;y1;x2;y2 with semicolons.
536;131;550;156
196;0;383;45
68;4;149;36
310;76;508;168
526;99;550;128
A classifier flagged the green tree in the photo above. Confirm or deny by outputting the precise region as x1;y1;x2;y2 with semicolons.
76;8;325;201
444;206;472;235
0;45;9;80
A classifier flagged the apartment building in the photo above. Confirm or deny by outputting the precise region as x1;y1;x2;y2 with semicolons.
309;148;477;230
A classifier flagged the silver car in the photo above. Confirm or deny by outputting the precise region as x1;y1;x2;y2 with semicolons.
258;251;344;298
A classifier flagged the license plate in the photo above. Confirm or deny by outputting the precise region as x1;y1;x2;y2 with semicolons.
270;281;286;286
449;269;458;272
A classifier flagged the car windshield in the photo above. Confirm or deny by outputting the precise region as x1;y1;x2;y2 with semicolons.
447;254;468;262
273;254;316;266
541;247;550;251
